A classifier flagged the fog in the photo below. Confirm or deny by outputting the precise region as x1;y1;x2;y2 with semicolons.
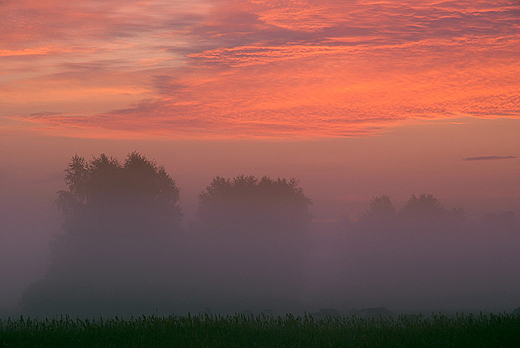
1;118;519;318
303;203;520;314
1;151;519;319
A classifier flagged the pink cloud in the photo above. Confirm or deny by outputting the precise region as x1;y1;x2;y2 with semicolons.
1;0;519;138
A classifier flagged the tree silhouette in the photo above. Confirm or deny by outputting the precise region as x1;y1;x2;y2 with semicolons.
198;175;312;234
358;195;396;227
399;194;465;229
20;152;182;317
55;152;181;236
399;194;444;219
192;175;312;312
352;193;466;237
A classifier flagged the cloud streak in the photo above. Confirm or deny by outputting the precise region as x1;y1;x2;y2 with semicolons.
464;156;516;161
1;0;519;138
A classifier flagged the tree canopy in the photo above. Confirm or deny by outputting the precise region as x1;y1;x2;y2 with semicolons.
358;195;396;225
192;175;313;310
55;152;182;237
197;175;312;234
20;153;183;317
354;193;465;234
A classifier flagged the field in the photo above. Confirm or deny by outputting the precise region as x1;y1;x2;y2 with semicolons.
1;312;520;347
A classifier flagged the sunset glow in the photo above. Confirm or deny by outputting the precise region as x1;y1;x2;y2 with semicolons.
1;0;518;138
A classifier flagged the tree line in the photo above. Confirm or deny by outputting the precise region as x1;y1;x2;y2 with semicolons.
20;153;313;316
19;152;519;317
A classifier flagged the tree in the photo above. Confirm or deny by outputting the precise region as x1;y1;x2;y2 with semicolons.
198;175;312;234
192;175;312;312
358;195;396;226
352;194;466;240
399;194;444;220
55;152;181;237
20;152;182;317
399;194;465;229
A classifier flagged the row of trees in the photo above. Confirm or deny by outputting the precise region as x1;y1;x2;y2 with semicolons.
51;152;473;238
20;152;518;317
54;152;312;238
20;153;314;316
352;194;518;237
51;152;498;241
352;194;466;234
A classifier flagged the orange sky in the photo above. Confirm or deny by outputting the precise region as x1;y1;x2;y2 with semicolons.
0;0;519;220
1;0;518;222
1;0;518;138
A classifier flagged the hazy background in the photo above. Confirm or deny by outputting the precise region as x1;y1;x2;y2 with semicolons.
1;117;519;316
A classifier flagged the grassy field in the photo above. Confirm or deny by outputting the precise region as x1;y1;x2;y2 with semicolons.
1;312;519;347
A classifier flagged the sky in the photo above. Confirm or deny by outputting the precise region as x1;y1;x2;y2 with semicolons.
1;0;519;138
0;0;519;313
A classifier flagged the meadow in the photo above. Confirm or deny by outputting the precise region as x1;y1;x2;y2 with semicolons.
1;312;519;347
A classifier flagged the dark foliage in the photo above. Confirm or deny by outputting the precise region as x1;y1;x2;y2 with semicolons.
399;194;465;229
55;152;181;236
198;175;312;234
2;313;520;347
356;194;466;234
357;195;397;230
190;175;313;311
20;153;182;317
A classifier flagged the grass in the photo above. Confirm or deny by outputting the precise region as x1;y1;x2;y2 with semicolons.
1;312;519;347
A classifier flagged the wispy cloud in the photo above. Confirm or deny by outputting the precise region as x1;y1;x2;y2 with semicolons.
464;156;517;161
1;0;519;138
